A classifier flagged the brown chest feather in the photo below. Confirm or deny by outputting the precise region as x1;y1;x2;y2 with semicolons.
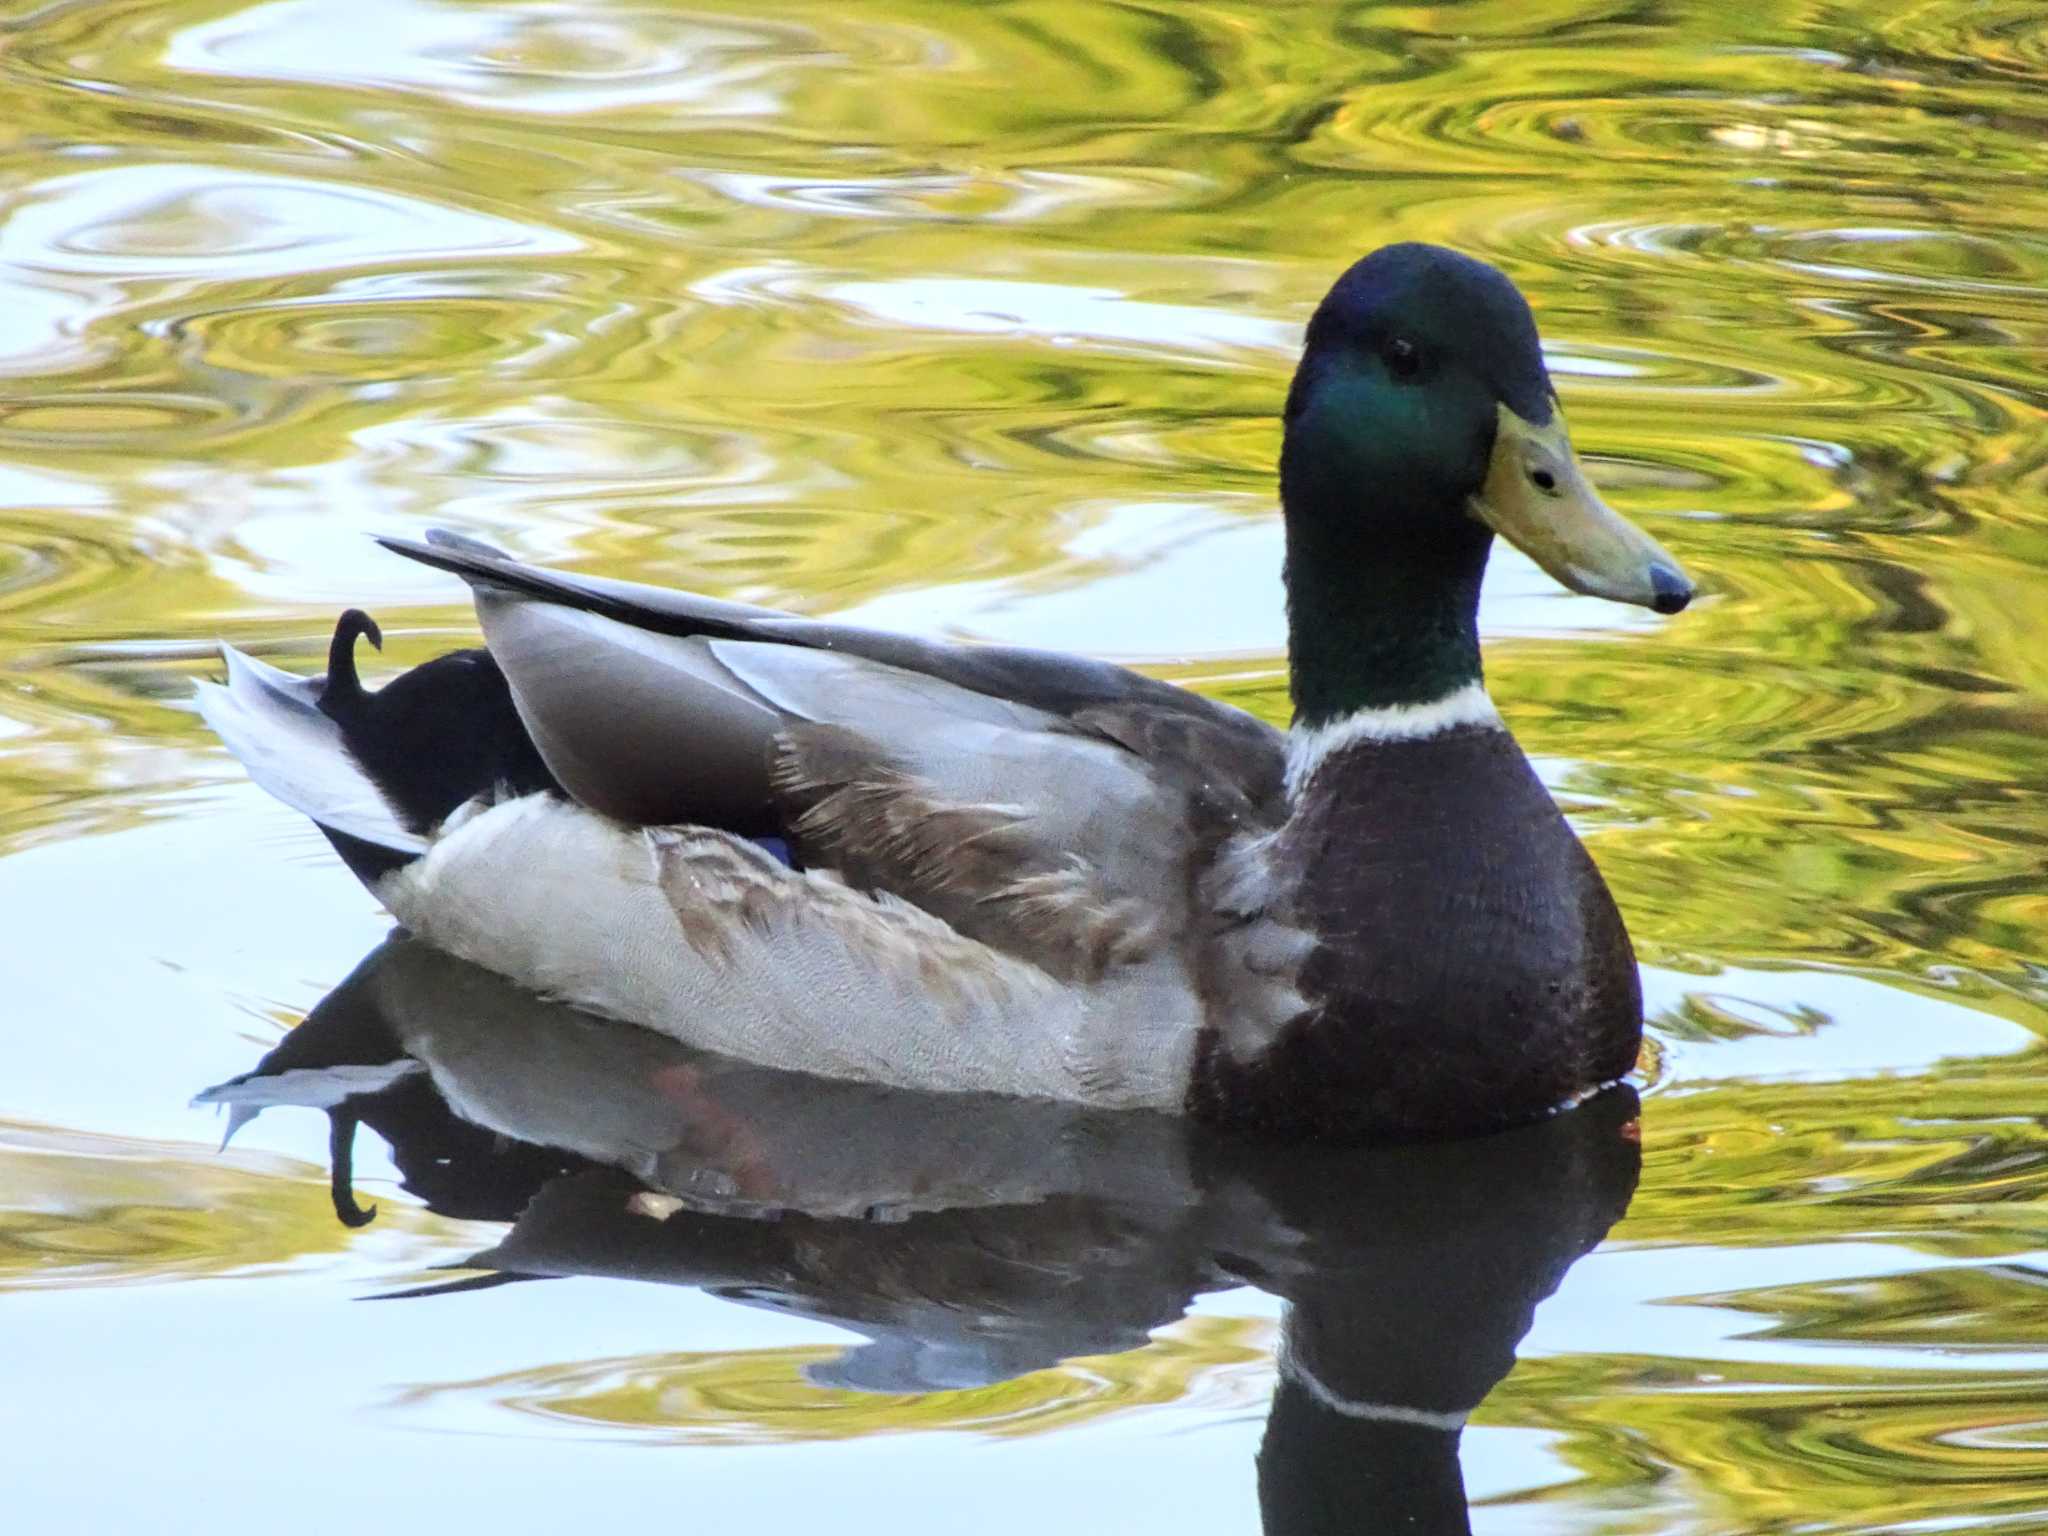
1192;728;1642;1140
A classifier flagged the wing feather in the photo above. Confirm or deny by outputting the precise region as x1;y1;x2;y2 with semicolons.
381;531;1285;800
394;534;1289;982
473;595;782;830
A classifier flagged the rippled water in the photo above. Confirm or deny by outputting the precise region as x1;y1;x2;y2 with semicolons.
4;0;2048;1530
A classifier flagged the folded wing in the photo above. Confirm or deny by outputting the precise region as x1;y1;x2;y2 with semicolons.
390;532;1288;983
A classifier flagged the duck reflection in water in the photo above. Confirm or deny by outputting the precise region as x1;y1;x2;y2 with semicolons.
199;935;1640;1534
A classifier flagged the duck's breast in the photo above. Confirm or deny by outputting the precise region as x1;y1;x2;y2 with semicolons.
1191;726;1641;1138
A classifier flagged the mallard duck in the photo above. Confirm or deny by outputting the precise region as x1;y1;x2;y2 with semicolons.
198;242;1692;1141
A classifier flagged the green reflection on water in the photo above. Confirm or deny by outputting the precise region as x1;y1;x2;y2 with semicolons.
1;0;2046;1528
391;1315;1275;1444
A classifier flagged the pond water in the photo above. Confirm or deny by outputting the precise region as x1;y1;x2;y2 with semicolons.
3;0;2048;1530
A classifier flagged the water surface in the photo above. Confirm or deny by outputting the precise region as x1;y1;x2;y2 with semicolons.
4;0;2048;1531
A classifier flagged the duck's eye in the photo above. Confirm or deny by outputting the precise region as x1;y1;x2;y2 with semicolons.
1384;337;1422;380
1531;468;1558;493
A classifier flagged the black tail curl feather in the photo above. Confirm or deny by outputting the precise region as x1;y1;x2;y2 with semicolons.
307;593;796;868
323;607;383;709
314;608;561;837
329;1111;378;1228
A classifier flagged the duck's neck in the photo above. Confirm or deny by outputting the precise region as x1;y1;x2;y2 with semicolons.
1280;442;1494;727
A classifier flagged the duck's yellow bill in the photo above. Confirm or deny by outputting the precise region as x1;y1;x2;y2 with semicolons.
1471;403;1693;614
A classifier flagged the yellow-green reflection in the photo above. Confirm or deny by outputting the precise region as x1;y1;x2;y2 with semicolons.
394;1316;1273;1443
0;1122;435;1287
0;0;2046;1528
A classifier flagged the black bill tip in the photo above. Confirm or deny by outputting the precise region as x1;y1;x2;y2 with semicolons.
1649;563;1694;615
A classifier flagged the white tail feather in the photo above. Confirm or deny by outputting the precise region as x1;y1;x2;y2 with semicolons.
195;644;424;855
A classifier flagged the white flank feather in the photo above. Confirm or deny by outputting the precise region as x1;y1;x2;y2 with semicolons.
377;794;1196;1108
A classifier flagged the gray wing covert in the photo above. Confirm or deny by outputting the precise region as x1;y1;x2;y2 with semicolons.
394;533;1289;980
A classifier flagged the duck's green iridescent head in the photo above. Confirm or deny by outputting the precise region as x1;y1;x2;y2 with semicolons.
1279;243;1692;722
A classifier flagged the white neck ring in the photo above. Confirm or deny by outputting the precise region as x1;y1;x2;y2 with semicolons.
1284;681;1503;796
